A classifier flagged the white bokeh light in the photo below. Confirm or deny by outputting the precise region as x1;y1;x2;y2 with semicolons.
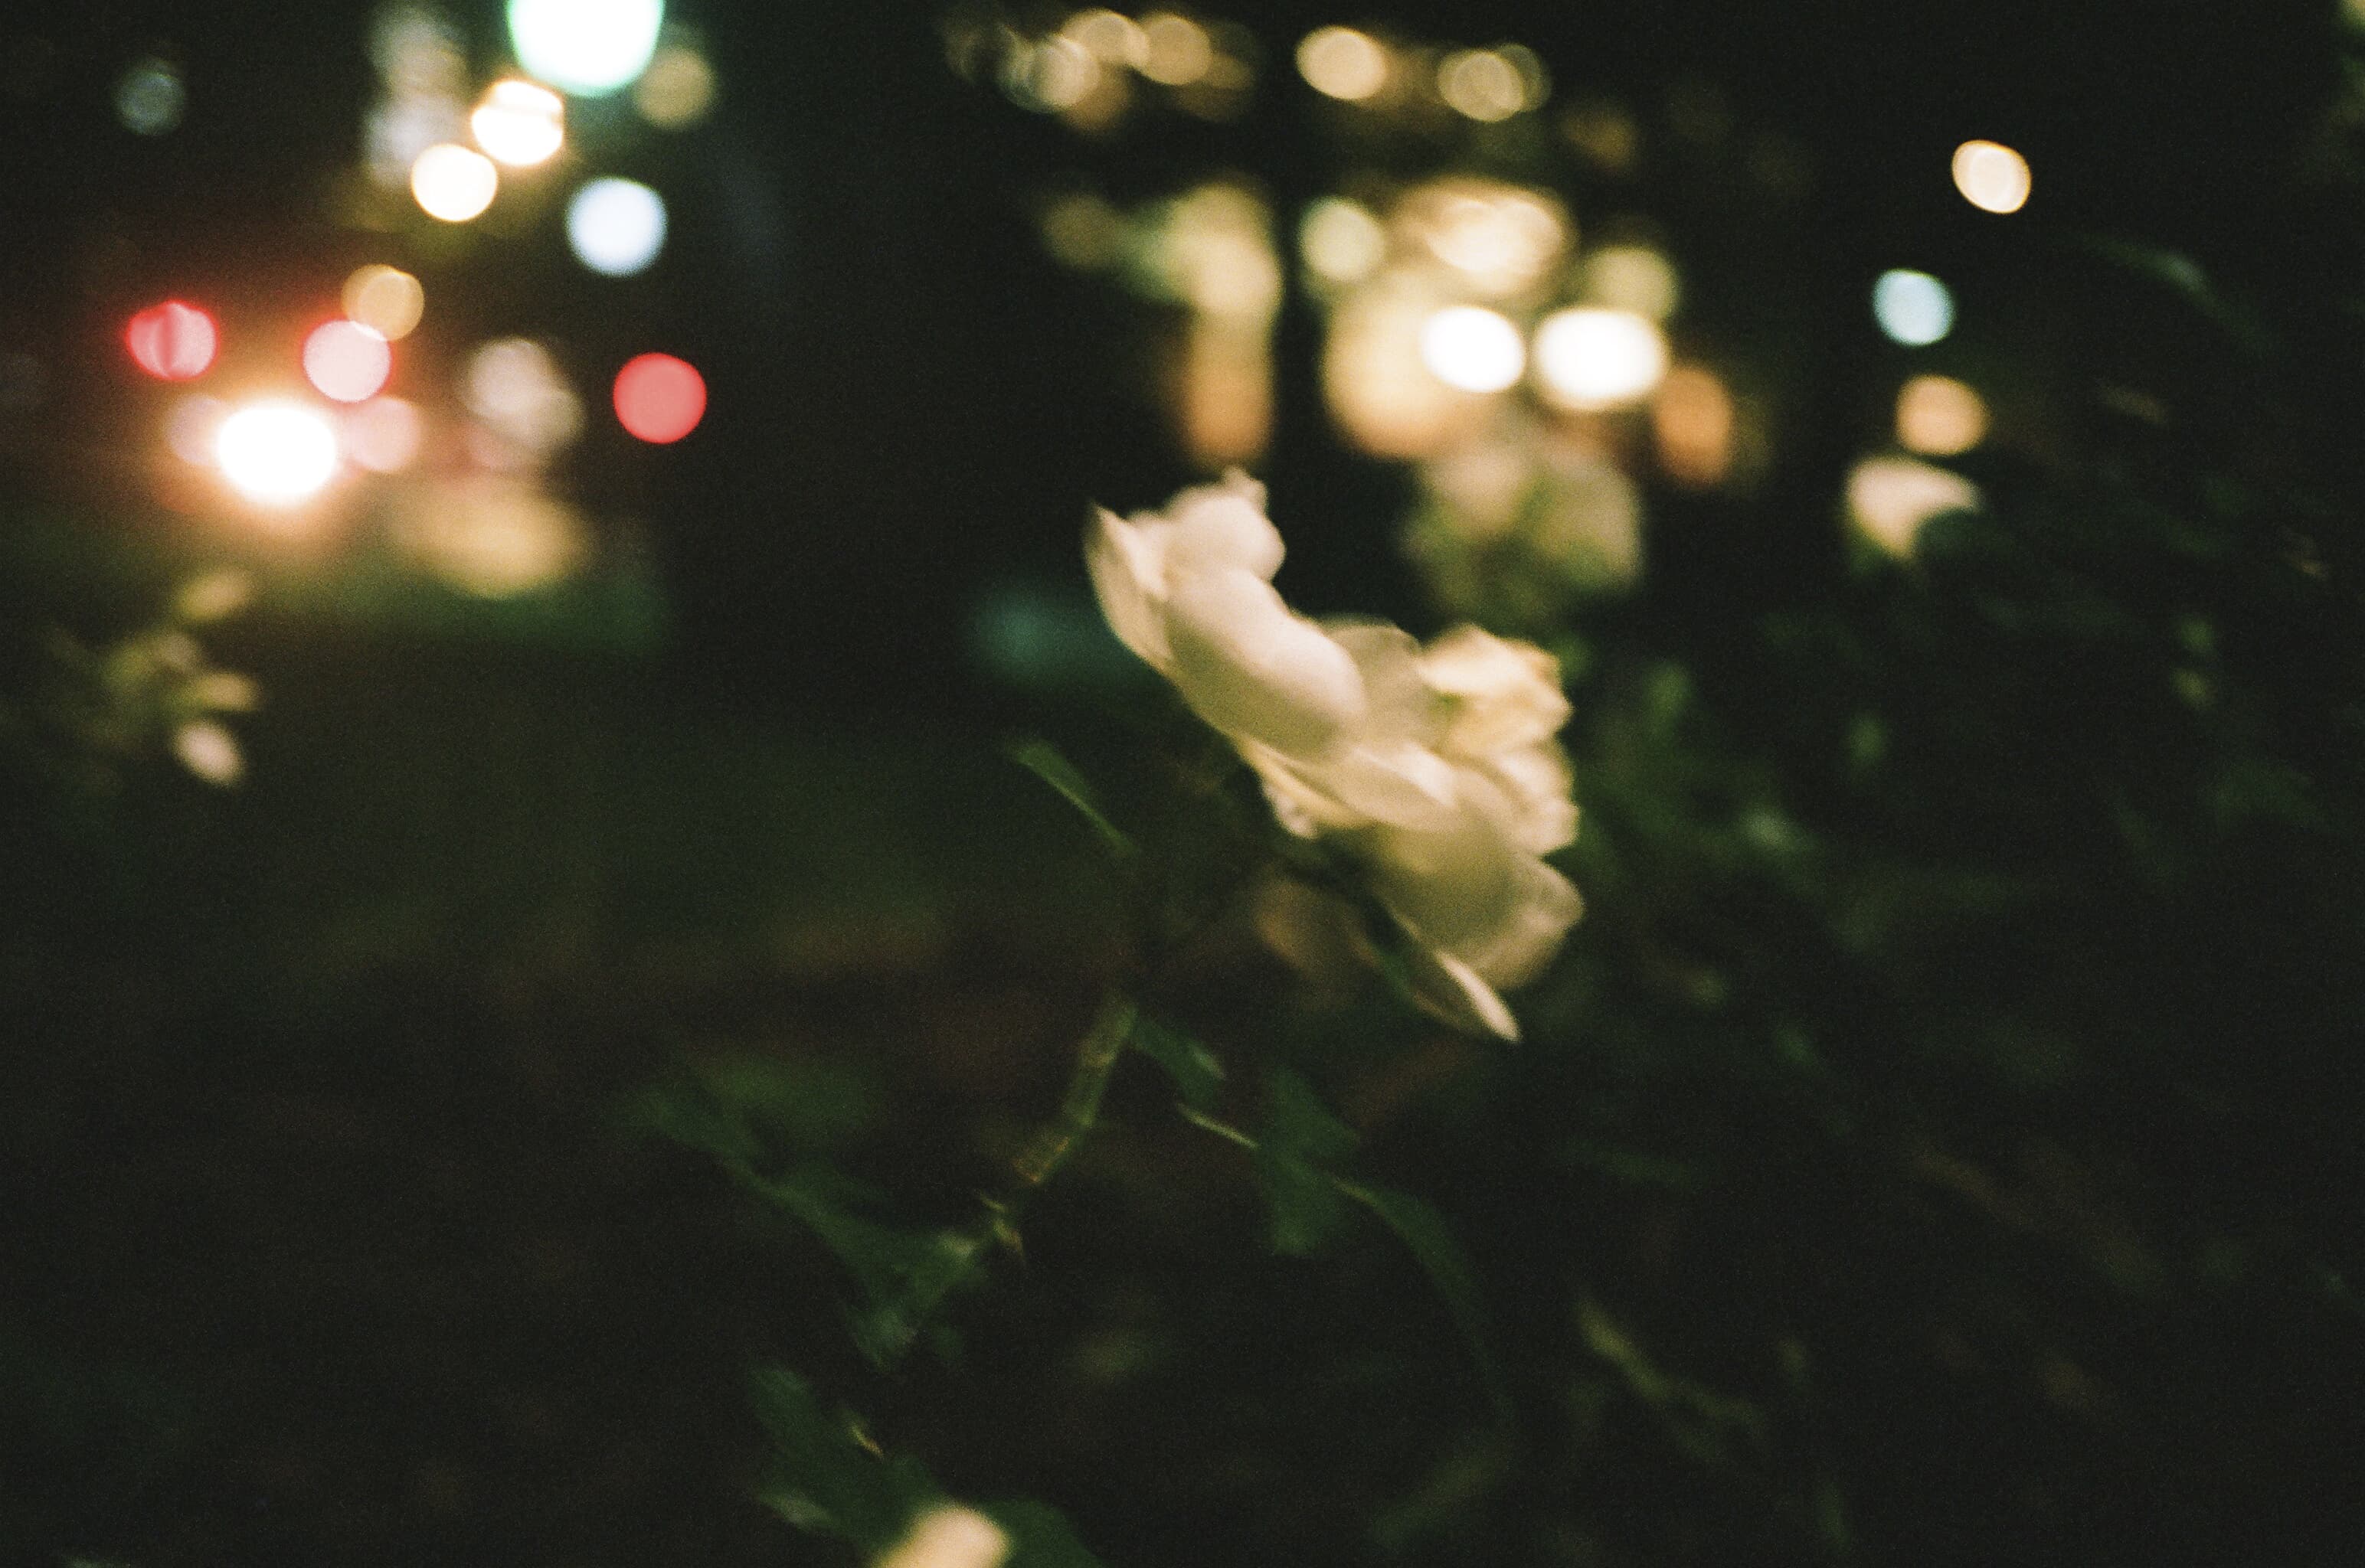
1532;308;1668;410
508;0;664;96
215;402;339;506
566;178;668;276
411;143;498;221
1419;306;1526;393
471;79;565;166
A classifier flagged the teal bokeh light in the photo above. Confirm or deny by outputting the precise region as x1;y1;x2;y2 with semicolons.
1873;269;1955;347
508;0;664;96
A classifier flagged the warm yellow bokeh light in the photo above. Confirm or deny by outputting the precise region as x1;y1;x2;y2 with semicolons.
1583;245;1681;322
1533;307;1669;410
1438;49;1525;122
214;401;340;507
1324;279;1480;458
1401;180;1567;298
1896;374;1989;456
1654;364;1735;486
471;79;564;166
1158;185;1280;322
1063;9;1147;67
400;482;587;597
1138;13;1212;86
411;142;499;221
1297;27;1389;101
1300;198;1387;285
463;338;583;457
633;43;715;127
1951;139;2030;214
342;265;426;340
1024;37;1101;110
1848;455;1979;557
1419;305;1526;393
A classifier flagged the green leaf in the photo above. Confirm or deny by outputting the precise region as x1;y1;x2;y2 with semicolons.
623;1052;876;1170
1253;1067;1357;1256
983;1498;1115;1568
1127;1014;1225;1112
1340;1182;1512;1420
745;1165;948;1315
750;1367;932;1552
1005;736;1135;858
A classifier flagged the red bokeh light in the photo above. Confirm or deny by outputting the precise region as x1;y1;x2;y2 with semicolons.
613;353;705;443
126;301;218;381
303;319;393;403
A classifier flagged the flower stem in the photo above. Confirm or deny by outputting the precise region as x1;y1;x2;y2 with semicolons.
1012;988;1137;1189
862;987;1136;1366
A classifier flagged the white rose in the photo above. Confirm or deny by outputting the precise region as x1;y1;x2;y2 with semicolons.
1089;475;1582;1038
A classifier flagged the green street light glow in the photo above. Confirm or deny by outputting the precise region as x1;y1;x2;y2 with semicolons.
507;0;664;96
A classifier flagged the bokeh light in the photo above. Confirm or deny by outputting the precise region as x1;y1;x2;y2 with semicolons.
471;79;564;166
1438;49;1526;122
175;567;255;622
463;338;584;458
114;57;185;135
1533;307;1669;410
1065;9;1148;67
1420;306;1525;393
1324;278;1479;458
634;40;715;126
613;352;705;443
508;0;664;96
1848;455;1978;557
126;301;218;381
1010;37;1101;113
174;721;244;786
1300;198;1387;286
1873;270;1954;346
214;401;339;506
567;178;668;276
1298;28;1389;102
303;321;393;403
165;395;227;466
1583;245;1681;321
1654;364;1736;486
1156;185;1281;322
1951;139;2031;214
343;396;424;473
399;481;587;597
342;265;426;341
1896;374;1989;456
1399;180;1566;298
1138;14;1212;86
375;8;466;96
411;142;498;221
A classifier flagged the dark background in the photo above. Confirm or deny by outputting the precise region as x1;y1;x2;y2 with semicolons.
5;3;2363;1566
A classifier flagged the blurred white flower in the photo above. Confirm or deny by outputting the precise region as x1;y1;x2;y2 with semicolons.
1090;473;1581;1037
874;1505;1010;1568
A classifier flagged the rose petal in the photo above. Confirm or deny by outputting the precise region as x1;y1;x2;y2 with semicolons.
1470;742;1579;854
1421;625;1570;756
1363;795;1581;985
1404;945;1523;1040
1166;568;1366;756
1086;508;1175;669
1160;469;1284;580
